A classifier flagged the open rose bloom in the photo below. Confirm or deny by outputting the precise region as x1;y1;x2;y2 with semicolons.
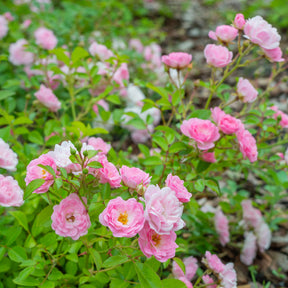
161;52;192;69
208;25;238;43
34;84;61;112
34;27;57;50
0;138;18;171
204;44;233;68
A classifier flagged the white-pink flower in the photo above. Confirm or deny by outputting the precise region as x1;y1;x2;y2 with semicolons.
200;152;216;163
165;173;191;203
93;99;109;115
214;210;230;246
138;221;178;262
87;137;111;155
161;52;192;69
241;200;262;229
0;15;8;39
0;138;18;171
244;16;281;50
204;44;233;68
237;78;258;103
97;158;122;188
144;185;185;235
262;47;284;63
129;38;143;53
233;14;246;30
270;106;288;128
34;84;61;112
113;63;129;88
202;275;217;288
208;25;238;43
51;193;91;240
0;175;24;207
172;256;198;281
240;232;257;265
88;42;114;61
9;39;34;66
255;222;271;253
178;277;193;288
181;118;220;150
99;197;145;237
203;251;225;274
34;27;57;50
219;263;237;288
236;129;258;162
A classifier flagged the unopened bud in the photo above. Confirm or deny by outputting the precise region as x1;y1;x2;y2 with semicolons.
70;148;76;155
83;150;88;157
83;168;88;174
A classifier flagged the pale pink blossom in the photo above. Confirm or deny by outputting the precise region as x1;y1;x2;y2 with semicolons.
241;200;262;229
113;63;129;87
97;159;122;188
144;185;185;235
93;99;109;115
126;85;145;107
21;19;31;29
204;44;233;68
255;222;271;253
172;256;198;281
138;221;178;262
87;137;111;155
131;129;151;144
0;175;24;207
129;39;143;53
4;12;14;22
203;251;225;274
208;25;238;43
211;107;243;134
181;118;220;150
237;78;258;103
34;84;61;112
0;16;8;39
0;138;18;171
161;52;192;69
88;42;114;61
25;154;57;194
270;106;288;128
99;197;145;237
9;39;34;66
234;14;246;30
202;275;217;288
240;232;257;265
214;210;230;246
219;263;237;288
200;152;216;163
51;193;91;240
178;277;193;288
263;47;284;62
244;16;281;49
120;165;151;190
236;129;258;162
35;27;57;50
165;173;191;203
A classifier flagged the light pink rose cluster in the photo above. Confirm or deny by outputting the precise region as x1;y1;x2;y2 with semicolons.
270;106;288;128
203;251;237;288
200;151;216;163
34;84;61;112
0;138;18;171
34;27;57;50
165;173;191;203
236;129;258;162
51;193;91;240
120;165;151;191
87;137;111;155
129;38;143;53
202;275;217;288
99;197;145;237
211;107;243;134
240;200;271;265
88;42;114;61
214;210;230;246
233;14;246;30
181;118;220;150
25;153;57;194
237;77;258;103
161;52;192;69
0;15;8;39
208;25;238;43
112;63;129;88
9;39;34;66
262;47;284;62
0;175;24;207
204;44;233;68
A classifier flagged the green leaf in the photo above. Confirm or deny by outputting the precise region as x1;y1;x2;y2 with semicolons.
32;205;53;237
38;164;56;177
90;249;102;271
169;142;188;153
142;156;162;166
24;178;45;200
153;136;168;151
146;83;169;99
13;276;41;286
9;211;29;232
8;246;27;263
196;160;211;173
102;255;128;268
66;253;78;263
17;266;35;281
138;144;150;158
13;116;33;126
28;130;44;145
48;268;63;281
87;161;103;169
110;279;129;288
126;118;147;130
161;279;187;288
0;90;15;101
60;167;67;178
194;179;205;192
134;262;162;288
50;48;70;66
190;109;211;120
55;177;63;189
173;257;185;275
205;177;221;195
107;94;121;105
71;47;89;63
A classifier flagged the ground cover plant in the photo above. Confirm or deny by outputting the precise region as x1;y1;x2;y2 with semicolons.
0;1;287;287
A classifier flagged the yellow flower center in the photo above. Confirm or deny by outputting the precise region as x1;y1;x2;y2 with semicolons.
152;233;161;246
41;169;47;179
66;215;75;222
118;212;128;225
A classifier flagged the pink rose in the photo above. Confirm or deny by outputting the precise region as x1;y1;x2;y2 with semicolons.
25;154;57;194
4;12;14;22
202;275;217;288
244;16;281;49
204;44;233;68
93;99;109;115
200;152;216;163
34;84;61;112
88;42;114;61
120;165;151;190
0;175;24;207
236;129;258;162
172;256;198;281
34;27;57;50
241;200;262;229
138;221;178;262
240;232;257;265
203;251;225;274
0;16;8;39
21;19;31;29
233;14;246;30
219;263;237;288
144;185;185;235
165;173;191;203
181;118;220;150
99;197;145;237
9;39;34;66
214;210;230;246
270;106;288;128
51;193;91;240
129;39;143;53
113;63;129;87
97;158;122;188
178;277;193;288
255;222;271;253
237;77;258;103
87;137;111;155
161;52;192;69
0;138;18;171
262;47;284;62
211;107;243;134
208;25;238;43
131;129;151;144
